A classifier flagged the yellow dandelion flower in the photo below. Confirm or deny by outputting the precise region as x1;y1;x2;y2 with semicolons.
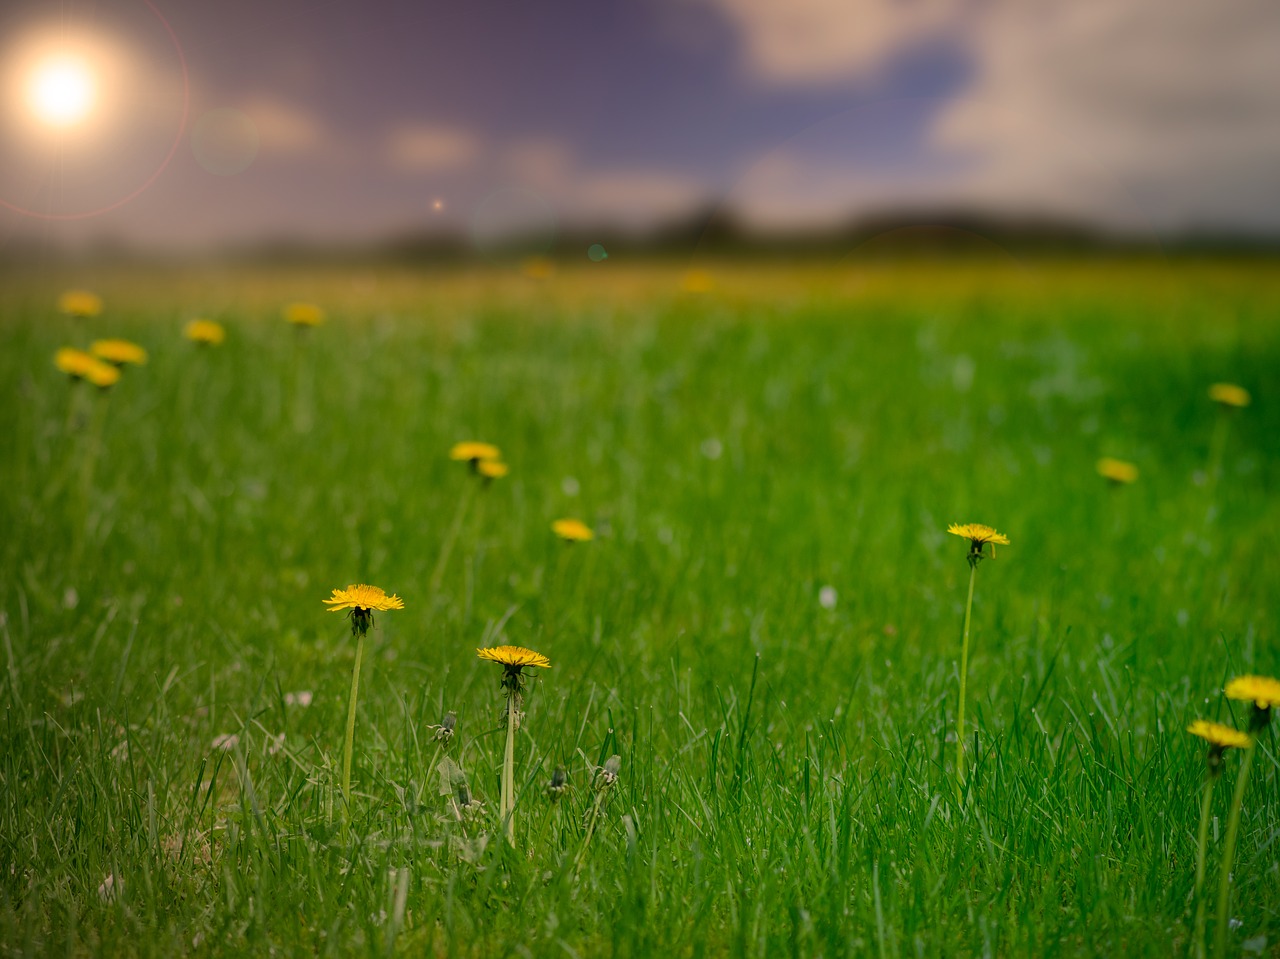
185;319;226;345
946;523;1010;559
1208;383;1250;408
521;256;555;280
58;290;103;318
1225;675;1280;710
323;584;405;614
477;460;509;479
552;518;594;542
55;347;98;379
1188;720;1252;751
91;339;148;366
477;645;551;670
1096;458;1139;484
283;302;324;326
84;359;121;389
681;269;715;294
450;441;501;463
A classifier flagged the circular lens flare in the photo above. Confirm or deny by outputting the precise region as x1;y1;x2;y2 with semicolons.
27;56;96;127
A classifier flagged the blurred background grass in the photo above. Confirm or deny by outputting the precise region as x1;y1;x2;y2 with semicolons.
1;256;1278;956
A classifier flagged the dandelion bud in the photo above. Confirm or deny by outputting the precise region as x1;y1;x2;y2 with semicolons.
435;711;457;744
547;765;569;801
596;754;621;791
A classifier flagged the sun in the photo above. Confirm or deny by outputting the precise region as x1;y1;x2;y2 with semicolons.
27;55;97;128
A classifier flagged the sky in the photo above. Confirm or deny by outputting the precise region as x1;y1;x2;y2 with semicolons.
2;0;1279;251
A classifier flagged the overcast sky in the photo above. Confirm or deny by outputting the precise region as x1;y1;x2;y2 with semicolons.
2;0;1279;250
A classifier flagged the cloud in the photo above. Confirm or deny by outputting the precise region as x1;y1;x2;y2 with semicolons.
386;124;481;172
241;96;328;154
931;0;1280;232
497;138;708;230
697;0;961;85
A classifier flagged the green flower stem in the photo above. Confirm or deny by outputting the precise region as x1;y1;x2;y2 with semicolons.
501;689;516;844
429;480;476;599
574;790;607;875
341;629;366;808
955;560;978;803
1193;770;1218;959
1214;743;1255;959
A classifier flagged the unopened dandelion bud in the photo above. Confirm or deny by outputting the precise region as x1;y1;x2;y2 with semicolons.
455;781;472;808
547;766;569;801
596;754;621;791
435;711;457;744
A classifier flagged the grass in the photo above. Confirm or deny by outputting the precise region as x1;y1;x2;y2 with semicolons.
1;256;1278;957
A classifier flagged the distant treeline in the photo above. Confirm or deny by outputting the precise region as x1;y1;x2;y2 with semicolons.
5;206;1280;266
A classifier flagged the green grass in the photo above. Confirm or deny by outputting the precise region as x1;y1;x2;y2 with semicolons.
1;257;1278;957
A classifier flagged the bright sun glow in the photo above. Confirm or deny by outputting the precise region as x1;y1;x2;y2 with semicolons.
27;56;96;128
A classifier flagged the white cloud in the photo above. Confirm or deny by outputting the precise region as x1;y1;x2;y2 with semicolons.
241;96;327;153
386;124;481;172
697;0;961;85
931;0;1280;232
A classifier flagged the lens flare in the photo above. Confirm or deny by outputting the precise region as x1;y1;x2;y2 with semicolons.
27;55;96;127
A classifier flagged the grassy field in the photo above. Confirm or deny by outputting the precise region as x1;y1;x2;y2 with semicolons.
2;257;1278;957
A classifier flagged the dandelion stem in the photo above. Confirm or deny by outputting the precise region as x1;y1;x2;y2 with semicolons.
341;629;366;809
1214;742;1254;959
501;688;516;844
955;560;978;802
1193;771;1218;959
574;790;607;875
429;480;476;600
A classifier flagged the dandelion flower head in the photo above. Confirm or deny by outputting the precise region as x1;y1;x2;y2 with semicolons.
1208;383;1250;408
84;360;121;389
477;645;551;670
185;319;226;345
323;584;405;613
450;441;501;463
1096;458;1139;484
284;302;324;326
552;518;594;542
55;347;98;378
477;460;509;479
58;290;102;318
91;339;148;366
947;523;1010;546
1225;675;1280;709
1187;720;1251;751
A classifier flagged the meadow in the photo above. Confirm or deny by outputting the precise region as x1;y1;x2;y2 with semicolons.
1;256;1278;957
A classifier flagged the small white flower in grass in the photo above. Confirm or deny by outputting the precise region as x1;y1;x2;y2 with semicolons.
818;586;837;610
268;733;286;755
561;476;580;496
212;733;239;751
284;690;313;707
98;873;120;901
700;437;723;460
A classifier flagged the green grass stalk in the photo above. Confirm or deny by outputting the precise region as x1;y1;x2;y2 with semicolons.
501;688;516;844
429;480;476;600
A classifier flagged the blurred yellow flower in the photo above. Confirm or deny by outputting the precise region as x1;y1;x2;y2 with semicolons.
552;518;594;542
58;290;102;318
682;269;715;294
477;645;551;670
1096;458;1139;484
1208;383;1250;408
55;347;97;378
185;319;226;345
521;257;555;280
1225;675;1280;709
284;302;324;326
91;339;148;366
1187;720;1251;751
450;441;501;463
84;359;121;389
323;584;405;614
477;460;509;479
